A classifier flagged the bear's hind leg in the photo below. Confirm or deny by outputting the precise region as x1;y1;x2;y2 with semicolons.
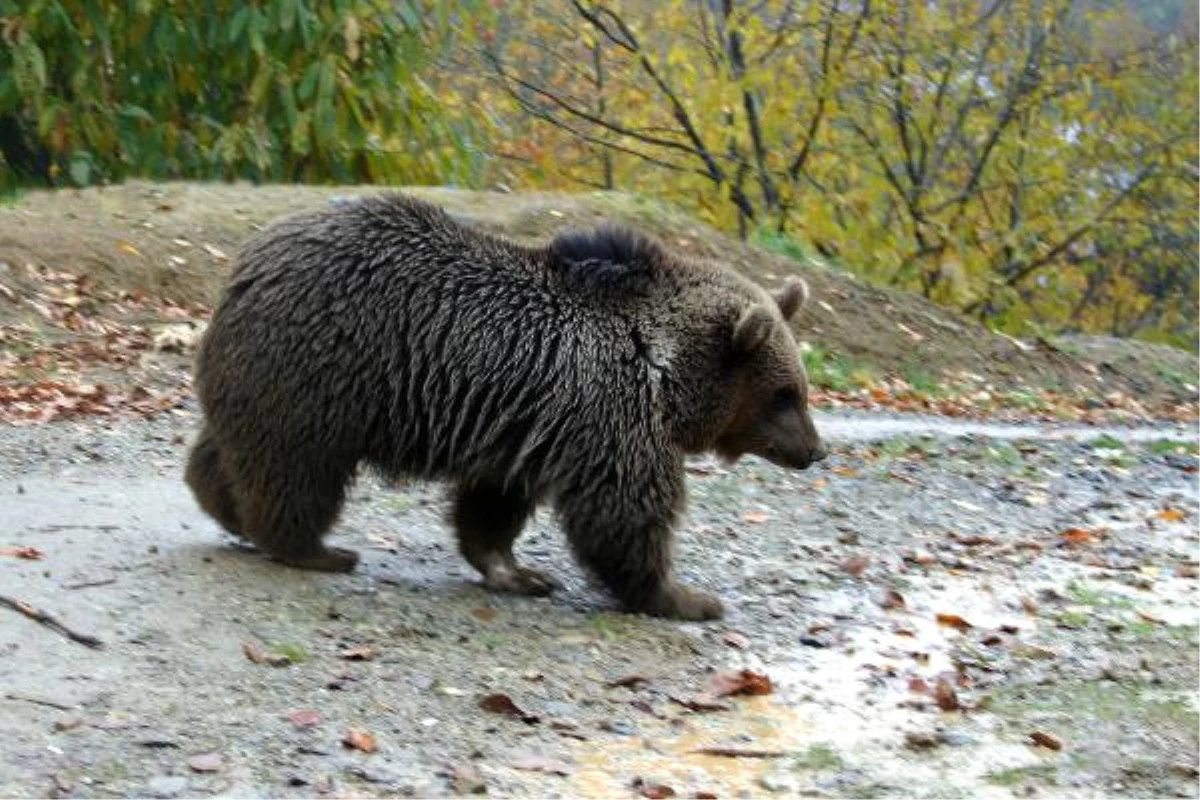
558;483;724;621
452;481;558;596
185;426;243;536
233;453;359;573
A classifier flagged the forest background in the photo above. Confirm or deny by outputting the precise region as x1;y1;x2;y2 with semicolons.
0;0;1196;349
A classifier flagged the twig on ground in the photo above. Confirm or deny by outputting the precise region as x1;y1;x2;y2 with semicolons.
3;692;75;711
691;747;786;758
0;594;103;649
64;577;118;590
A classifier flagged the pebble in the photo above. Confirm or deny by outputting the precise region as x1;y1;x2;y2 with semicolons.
144;775;189;798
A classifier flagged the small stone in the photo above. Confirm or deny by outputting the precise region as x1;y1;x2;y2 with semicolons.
145;775;189;798
53;715;84;732
187;752;223;773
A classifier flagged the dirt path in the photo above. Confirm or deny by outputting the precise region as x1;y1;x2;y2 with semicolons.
1;410;1197;799
814;411;1197;444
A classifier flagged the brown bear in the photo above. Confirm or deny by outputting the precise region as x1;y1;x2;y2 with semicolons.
186;194;826;620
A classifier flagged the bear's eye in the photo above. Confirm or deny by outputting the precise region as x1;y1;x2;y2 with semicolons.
772;387;798;410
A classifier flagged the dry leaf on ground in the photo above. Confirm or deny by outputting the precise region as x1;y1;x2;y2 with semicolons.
342;728;378;753
480;693;540;725
707;669;773;698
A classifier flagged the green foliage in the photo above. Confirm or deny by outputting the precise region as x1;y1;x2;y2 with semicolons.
802;346;875;392
752;228;808;263
0;0;489;190
791;742;844;772
1091;434;1125;450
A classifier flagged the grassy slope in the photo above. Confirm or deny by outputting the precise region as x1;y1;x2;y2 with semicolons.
0;181;1194;415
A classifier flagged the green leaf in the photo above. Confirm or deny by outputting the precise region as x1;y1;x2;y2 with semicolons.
68;151;91;186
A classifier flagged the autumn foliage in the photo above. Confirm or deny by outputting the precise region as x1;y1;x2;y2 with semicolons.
0;0;1196;347
481;0;1198;347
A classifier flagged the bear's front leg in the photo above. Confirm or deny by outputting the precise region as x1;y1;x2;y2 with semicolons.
557;478;724;621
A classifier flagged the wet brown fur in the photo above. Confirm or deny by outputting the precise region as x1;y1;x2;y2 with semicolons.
186;194;825;620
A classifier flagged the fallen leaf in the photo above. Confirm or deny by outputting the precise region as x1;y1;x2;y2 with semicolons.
632;777;676;798
338;645;378;661
877;588;906;610
342;728;378;753
1029;731;1063;751
840;555;869;577
1060;527;1099;545
721;630;749;650
952;534;998;546
694;793;719;799
896;322;925;342
472;606;499;622
365;533;401;552
203;243;229;260
510;754;573;776
451;764;486;794
904;731;940;750
187;752;224;773
831;465;858;477
1158;508;1187;523
933;677;960;711
935;613;972;632
742;511;769;524
480;693;540;724
242;641;267;664
607;674;650;689
241;640;293;667
286;709;321;729
706;669;772;698
908;676;929;694
1136;609;1165;625
0;546;44;560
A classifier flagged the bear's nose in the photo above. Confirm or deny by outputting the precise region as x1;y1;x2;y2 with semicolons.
811;442;829;463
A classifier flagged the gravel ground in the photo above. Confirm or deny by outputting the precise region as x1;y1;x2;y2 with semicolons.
1;408;1197;799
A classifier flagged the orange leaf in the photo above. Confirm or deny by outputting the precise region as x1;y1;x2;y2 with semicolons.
707;669;773;698
342;728;378;753
1060;527;1098;545
1158;508;1186;523
935;613;972;632
742;511;769;524
1029;731;1063;751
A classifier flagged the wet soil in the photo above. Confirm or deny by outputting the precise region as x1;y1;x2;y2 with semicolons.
1;410;1196;799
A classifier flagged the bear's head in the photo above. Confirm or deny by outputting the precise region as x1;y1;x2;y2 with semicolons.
713;279;828;470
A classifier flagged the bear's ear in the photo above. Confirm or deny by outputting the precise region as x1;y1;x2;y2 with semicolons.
775;278;809;321
733;306;774;355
